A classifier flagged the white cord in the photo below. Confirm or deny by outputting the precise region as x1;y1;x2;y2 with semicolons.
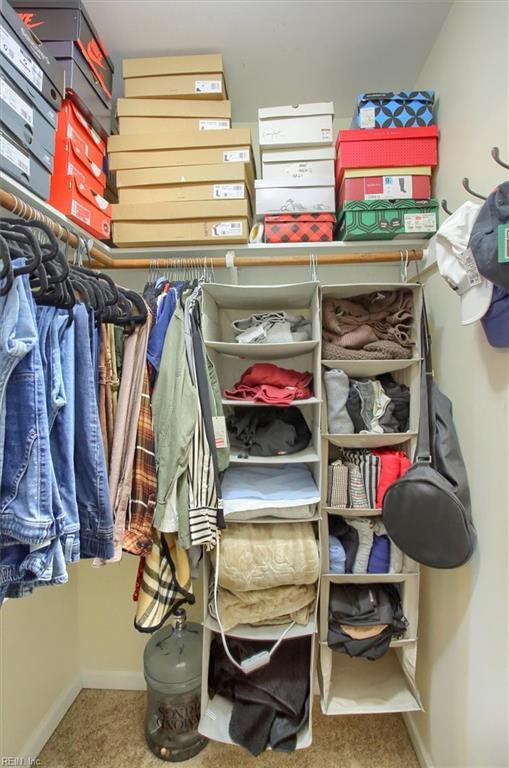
213;528;296;674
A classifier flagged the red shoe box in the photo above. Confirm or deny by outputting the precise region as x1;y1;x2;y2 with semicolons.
264;213;334;243
338;173;431;206
52;134;106;194
55;99;106;171
49;175;111;240
335;126;439;184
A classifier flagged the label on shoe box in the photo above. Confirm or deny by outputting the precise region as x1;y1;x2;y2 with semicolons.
0;26;42;90
212;221;243;236
199;119;230;130
195;79;222;94
224;149;249;162
0;75;33;125
404;212;436;233
213;183;244;199
1;132;29;174
359;107;376;128
71;198;91;226
365;175;413;200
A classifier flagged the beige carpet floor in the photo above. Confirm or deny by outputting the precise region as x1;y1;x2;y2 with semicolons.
38;689;419;768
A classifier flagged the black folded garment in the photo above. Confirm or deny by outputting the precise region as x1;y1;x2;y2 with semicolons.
208;635;310;755
379;373;410;432
328;583;408;660
227;405;311;457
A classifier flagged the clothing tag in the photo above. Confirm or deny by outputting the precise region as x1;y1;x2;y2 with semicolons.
223;149;249;163
457;247;483;287
499;225;509;264
213;183;244;199
0;28;43;90
0;77;34;126
404;212;436;233
199;119;229;130
0;134;30;175
366;175;412;200
195;79;222;94
71;199;91;225
30;539;51;553
212;416;227;448
359;106;375;128
212;221;243;237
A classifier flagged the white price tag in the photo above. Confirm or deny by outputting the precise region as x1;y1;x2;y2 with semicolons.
320;127;332;140
0;28;43;91
71;199;91;225
404;212;437;233
0;134;30;175
0;77;34;126
212;416;228;448
195;79;222;94
212;221;243;237
199;119;229;130
359;106;375;128
366;176;413;200
213;184;244;199
457;248;483;287
223;149;249;163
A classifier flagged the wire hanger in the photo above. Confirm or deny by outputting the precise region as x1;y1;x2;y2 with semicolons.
491;146;509;170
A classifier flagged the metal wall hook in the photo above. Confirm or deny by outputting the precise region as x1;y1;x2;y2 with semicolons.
441;199;453;216
462;177;487;201
491;146;509;170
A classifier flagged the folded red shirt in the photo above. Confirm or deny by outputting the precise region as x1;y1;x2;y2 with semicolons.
224;363;313;405
373;448;412;508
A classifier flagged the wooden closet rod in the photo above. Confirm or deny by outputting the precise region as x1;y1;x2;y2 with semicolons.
0;188;423;269
0;188;114;268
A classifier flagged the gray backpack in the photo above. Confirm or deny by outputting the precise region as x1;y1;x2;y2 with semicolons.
382;302;476;568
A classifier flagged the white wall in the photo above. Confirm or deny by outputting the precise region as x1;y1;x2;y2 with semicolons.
406;3;509;767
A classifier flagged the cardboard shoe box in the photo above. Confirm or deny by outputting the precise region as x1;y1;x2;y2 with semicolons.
116;97;231;119
0;126;51;200
1;0;64;112
0;54;57;131
115;161;253;190
112;198;250;223
337;198;438;241
123;53;223;79
12;0;114;107
49;174;111;240
118;116;231;134
53;134;106;195
108;145;255;175
261;146;335;184
108;127;250;154
0;61;56;164
258;102;334;148
124;72;226;100
56;99;106;171
255;179;335;215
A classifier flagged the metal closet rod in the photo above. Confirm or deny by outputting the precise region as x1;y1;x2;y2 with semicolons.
0;188;423;269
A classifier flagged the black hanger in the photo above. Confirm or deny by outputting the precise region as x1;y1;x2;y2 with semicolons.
440;199;453;216
0;235;14;297
462;177;487;201
491;147;509;170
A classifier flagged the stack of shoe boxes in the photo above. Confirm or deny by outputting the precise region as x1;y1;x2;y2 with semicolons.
0;0;63;201
256;103;336;243
335;91;439;241
108;54;255;247
14;0;114;240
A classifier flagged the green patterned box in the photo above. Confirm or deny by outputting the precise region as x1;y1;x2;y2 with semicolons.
337;198;438;240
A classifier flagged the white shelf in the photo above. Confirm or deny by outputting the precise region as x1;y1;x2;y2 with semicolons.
203;614;317;639
222;397;321;407
320;646;422;715
323;506;382;517
225;512;321;524
228;446;320;464
325;573;419;584
206;339;318;359
321;358;420;376
324;432;417;448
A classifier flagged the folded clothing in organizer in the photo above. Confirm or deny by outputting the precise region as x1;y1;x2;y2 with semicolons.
209;582;316;631
232;312;311;343
329;516;403;575
227;405;311;457
209;635;311;755
328;583;408;660
322;290;415;360
224;362;313;405
212;522;319;591
221;463;320;515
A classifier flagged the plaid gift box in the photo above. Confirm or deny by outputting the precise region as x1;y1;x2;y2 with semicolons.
264;213;334;243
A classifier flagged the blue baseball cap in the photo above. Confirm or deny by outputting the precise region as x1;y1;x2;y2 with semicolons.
481;286;509;347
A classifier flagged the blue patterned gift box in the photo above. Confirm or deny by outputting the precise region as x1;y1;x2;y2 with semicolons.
353;91;435;129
